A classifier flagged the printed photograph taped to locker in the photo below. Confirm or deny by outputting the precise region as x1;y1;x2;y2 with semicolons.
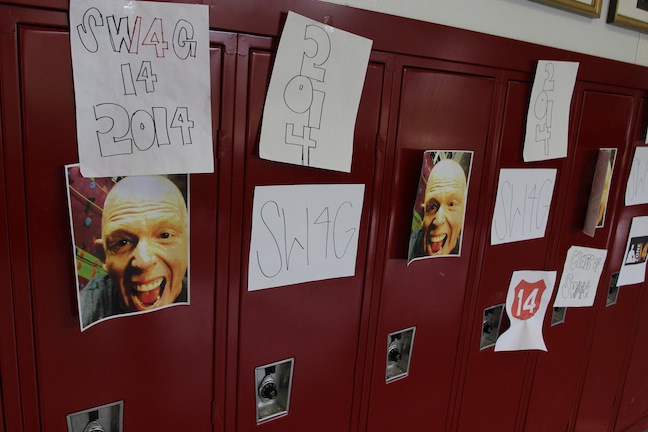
65;164;190;331
625;236;648;265
408;150;473;264
596;148;617;229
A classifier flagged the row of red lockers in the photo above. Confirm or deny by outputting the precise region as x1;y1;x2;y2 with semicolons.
1;0;648;430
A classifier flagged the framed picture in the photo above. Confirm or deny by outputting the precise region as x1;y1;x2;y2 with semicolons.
608;0;648;32
532;0;602;17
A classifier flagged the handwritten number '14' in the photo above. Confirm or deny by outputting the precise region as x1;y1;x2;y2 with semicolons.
121;61;157;95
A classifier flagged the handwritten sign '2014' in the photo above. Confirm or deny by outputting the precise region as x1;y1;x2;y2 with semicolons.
491;168;557;245
258;12;372;173
248;184;365;291
70;0;213;177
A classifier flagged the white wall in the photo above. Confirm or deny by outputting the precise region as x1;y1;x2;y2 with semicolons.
317;0;648;67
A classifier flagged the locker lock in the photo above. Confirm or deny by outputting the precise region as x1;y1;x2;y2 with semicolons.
83;421;105;432
258;369;278;400
482;320;492;334
387;337;402;363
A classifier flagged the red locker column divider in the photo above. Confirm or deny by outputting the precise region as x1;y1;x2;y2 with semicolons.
353;54;404;432
210;30;238;432
448;69;520;432
348;51;396;432
225;33;274;432
0;7;68;431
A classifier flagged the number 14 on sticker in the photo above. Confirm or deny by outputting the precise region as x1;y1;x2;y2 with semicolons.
512;279;548;320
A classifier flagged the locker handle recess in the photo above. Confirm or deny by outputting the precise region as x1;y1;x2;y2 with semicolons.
255;358;295;424
480;304;504;350
66;401;123;432
386;326;416;382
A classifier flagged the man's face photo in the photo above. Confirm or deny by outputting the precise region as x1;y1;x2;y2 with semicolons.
408;151;472;263
421;159;467;256
99;176;189;312
66;164;189;330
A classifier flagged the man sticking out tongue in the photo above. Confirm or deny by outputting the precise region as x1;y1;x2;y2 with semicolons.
409;158;467;259
80;175;188;328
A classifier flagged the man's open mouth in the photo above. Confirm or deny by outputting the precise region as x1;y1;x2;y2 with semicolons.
427;233;447;254
131;277;165;310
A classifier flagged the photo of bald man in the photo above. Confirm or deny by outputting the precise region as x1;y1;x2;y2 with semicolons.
65;164;189;330
408;151;473;264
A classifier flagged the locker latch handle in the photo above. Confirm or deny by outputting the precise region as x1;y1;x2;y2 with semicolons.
83;421;106;432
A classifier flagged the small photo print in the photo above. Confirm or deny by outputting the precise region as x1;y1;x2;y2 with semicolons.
408;150;473;264
625;235;648;265
596;148;617;229
65;164;190;331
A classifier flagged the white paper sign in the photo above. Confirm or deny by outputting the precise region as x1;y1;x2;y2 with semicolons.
618;216;648;287
495;270;556;352
554;246;607;307
248;184;365;291
625;146;648;206
258;11;372;173
491;169;557;245
70;0;213;177
523;61;579;162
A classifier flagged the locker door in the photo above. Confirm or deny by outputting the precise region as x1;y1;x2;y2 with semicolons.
0;9;22;428
454;77;569;432
0;396;4;432
229;35;391;431
2;12;233;429
524;88;635;431
615;280;648;432
573;96;645;432
364;57;497;431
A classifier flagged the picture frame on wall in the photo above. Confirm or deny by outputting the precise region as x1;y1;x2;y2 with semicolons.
608;0;648;32
532;0;602;18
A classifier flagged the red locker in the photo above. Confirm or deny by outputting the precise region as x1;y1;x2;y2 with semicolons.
363;56;498;431
226;33;392;431
615;273;648;431
523;87;636;431
575;208;647;431
572;98;647;432
0;5;235;428
3;0;648;430
452;75;570;432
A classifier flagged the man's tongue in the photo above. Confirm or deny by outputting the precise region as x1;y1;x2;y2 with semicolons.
135;286;161;306
429;234;446;253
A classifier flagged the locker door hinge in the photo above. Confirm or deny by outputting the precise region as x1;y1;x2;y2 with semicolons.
211;400;224;431
215;129;222;160
376;132;385;159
